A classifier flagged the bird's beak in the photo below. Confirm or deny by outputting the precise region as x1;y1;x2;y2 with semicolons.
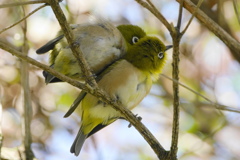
165;45;173;51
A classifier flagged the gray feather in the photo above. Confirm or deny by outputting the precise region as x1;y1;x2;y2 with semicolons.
36;35;64;54
64;91;87;118
70;128;88;156
42;65;60;84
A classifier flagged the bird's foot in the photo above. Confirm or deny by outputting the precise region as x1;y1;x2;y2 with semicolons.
128;114;142;128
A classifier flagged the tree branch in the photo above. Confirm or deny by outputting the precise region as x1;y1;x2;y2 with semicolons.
135;0;173;34
176;0;240;62
169;31;180;160
20;7;34;160
161;74;240;113
47;0;97;88
0;0;46;8
176;0;184;30
0;40;88;91
181;0;204;35
0;4;48;34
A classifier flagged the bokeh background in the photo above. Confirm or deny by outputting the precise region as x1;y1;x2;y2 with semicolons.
0;0;240;159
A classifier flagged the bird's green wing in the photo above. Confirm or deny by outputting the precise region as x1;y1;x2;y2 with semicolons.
63;60;121;118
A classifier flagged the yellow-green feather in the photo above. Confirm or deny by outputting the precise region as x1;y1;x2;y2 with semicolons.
70;24;169;156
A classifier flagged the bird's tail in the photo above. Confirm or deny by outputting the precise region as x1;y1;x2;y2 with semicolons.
70;128;88;156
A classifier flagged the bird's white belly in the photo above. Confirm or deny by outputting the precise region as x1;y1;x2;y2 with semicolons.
88;61;152;121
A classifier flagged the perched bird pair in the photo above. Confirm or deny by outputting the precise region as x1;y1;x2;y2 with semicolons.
37;19;172;156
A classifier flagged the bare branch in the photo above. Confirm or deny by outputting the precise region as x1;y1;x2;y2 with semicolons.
176;0;184;30
0;0;46;8
0;4;48;34
135;0;173;33
169;37;180;160
181;0;204;35
48;0;97;88
20;7;34;160
161;74;240;114
176;0;240;62
0;39;88;91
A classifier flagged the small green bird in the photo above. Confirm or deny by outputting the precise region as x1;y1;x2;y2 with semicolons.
69;24;172;156
36;20;126;83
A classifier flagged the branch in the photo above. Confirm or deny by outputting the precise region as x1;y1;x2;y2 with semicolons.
169;33;180;160
0;40;88;91
48;0;97;88
176;0;184;30
47;0;169;158
134;1;181;159
0;4;48;34
20;7;34;159
169;1;205;157
176;0;240;62
161;74;240;114
181;0;204;35
135;0;173;33
0;0;46;8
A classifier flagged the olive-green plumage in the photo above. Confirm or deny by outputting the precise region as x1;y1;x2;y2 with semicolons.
37;21;172;156
69;25;172;156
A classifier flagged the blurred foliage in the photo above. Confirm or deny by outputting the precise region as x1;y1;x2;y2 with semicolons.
0;0;240;159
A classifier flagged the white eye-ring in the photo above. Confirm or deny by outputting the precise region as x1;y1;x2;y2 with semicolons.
132;36;139;44
158;52;164;59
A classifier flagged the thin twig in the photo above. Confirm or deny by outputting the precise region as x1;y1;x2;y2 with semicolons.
135;1;181;159
0;0;46;8
0;39;88;91
176;0;240;61
181;0;204;35
0;4;48;34
20;6;34;160
48;0;97;88
169;35;180;160
233;0;240;25
176;0;184;30
161;74;240;113
135;0;173;33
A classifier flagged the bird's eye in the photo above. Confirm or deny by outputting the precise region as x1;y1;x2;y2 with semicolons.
158;52;164;59
132;36;139;44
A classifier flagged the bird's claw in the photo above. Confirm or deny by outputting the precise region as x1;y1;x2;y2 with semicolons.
128;114;142;128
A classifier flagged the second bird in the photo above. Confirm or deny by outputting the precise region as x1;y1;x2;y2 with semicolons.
70;24;172;156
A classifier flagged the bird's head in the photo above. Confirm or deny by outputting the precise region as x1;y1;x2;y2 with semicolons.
117;25;172;78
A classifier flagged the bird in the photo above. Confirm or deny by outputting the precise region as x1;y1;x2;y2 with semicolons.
69;24;172;156
36;19;126;83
